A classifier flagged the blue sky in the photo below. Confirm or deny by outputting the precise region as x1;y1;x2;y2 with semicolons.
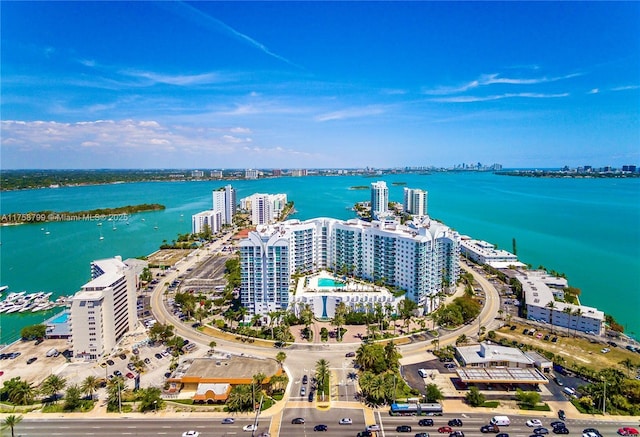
1;1;638;169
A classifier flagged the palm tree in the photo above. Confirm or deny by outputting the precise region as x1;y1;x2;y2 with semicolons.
275;351;287;368
572;308;583;337
562;307;573;337
619;358;635;378
315;359;330;401
546;301;557;333
355;344;376;371
194;306;208;324
81;375;101;400
41;374;67;403
2;414;23;437
431;338;440;352
333;301;347;341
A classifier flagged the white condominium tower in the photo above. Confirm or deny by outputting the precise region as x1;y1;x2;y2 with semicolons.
239;217;460;316
70;256;144;361
240;193;289;225
212;184;237;225
403;187;428;217
192;209;223;234
370;181;389;218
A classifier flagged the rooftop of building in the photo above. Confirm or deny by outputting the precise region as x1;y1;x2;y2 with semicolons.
456;342;534;366
518;271;604;320
175;355;280;382
460;237;518;259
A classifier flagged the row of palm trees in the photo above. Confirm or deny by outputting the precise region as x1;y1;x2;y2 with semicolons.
1;374;103;407
545;300;585;337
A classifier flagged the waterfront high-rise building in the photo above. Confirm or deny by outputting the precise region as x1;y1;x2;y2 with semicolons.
403;187;428;217
212;185;236;225
192;209;223;234
245;169;259;179
241;193;288;225
240;217;460;316
370;181;389;218
70;256;144;361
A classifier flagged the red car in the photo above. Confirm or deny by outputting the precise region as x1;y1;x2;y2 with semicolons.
439;427;453;433
618;428;639;436
126;372;136;379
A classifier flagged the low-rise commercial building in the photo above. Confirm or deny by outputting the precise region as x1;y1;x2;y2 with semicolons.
519;271;604;335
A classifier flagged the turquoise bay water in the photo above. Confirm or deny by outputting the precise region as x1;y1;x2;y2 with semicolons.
1;173;638;342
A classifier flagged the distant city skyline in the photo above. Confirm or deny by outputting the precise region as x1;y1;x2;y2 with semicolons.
1;2;638;169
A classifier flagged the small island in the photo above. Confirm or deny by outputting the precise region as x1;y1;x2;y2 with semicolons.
1;203;165;225
391;181;407;186
349;186;369;190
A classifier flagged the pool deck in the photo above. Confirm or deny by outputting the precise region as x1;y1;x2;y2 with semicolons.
299;270;384;294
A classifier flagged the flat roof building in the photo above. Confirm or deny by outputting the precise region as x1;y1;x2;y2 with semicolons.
240;216;460;317
519;270;604;335
70;256;144;361
460;237;524;268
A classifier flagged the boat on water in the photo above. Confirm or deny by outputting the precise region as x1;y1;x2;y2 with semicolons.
0;285;8;294
0;291;65;314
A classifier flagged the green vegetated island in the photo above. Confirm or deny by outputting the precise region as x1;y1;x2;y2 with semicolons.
349;186;369;190
1;203;165;225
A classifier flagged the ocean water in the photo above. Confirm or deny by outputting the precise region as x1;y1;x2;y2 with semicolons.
0;173;638;343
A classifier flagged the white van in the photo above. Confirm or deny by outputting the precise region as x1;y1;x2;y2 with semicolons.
490;416;511;426
46;348;59;357
418;369;428;378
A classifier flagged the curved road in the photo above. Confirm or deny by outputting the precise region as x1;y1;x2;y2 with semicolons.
150;252;502;364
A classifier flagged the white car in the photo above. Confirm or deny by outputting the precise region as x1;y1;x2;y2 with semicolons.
339;418;353;425
182;432;200;437
243;424;258;432
367;424;381;431
527;420;543;427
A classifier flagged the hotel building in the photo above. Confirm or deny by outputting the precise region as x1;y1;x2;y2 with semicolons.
239;217;460;317
403;187;428;217
244;169;259;179
519;270;604;335
70;256;144;361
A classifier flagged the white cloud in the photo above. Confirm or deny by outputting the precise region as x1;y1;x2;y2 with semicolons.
230;127;252;134
588;88;599;94
0;119;253;155
315;105;386;122
423;72;582;95
431;92;569;103
611;85;639;91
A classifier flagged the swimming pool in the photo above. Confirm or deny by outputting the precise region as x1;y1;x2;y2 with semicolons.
50;311;69;324
318;278;345;288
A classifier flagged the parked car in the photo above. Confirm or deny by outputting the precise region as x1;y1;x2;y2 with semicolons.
126;372;135;379
558;410;566;420
106;359;115;366
419;419;434;426
302;375;308;384
26;357;37;365
345;351;356;357
300;386;306;396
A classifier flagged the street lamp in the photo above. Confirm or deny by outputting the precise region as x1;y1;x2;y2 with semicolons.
153;400;157;413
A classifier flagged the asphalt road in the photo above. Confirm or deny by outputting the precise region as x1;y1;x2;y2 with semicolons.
14;414;637;437
14;417;271;437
